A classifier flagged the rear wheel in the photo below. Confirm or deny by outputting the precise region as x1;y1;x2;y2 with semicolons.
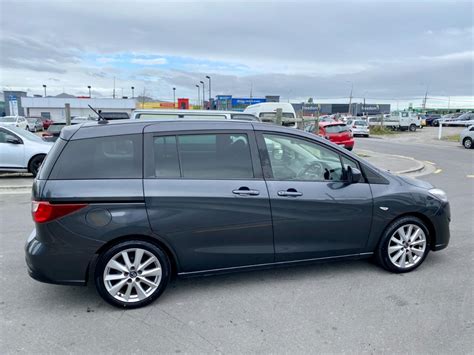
95;241;171;308
376;216;430;273
28;155;45;177
463;137;473;149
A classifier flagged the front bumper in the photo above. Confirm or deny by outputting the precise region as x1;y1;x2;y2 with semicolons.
25;229;89;286
431;202;451;251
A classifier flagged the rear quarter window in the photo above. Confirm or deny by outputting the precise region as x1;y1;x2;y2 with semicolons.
49;134;142;179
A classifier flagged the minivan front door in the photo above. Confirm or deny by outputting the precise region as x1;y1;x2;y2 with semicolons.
143;129;274;273
257;132;373;262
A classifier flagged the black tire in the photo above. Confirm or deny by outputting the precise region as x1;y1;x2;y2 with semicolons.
409;124;416;132
376;216;430;273
95;240;171;308
28;154;46;177
346;146;353;151
433;120;439;127
463;137;473;149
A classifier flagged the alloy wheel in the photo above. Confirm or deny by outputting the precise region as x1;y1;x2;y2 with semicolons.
103;248;162;303
388;224;426;269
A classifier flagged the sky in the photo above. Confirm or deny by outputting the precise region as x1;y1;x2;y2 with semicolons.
0;0;473;109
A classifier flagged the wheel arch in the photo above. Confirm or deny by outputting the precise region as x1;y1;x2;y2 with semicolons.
383;212;437;251
88;234;180;284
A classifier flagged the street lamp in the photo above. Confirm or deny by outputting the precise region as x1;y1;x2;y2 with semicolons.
87;85;91;98
346;81;353;115
131;86;135;99
195;84;201;108
42;84;47;97
172;87;176;108
205;75;211;108
200;80;205;109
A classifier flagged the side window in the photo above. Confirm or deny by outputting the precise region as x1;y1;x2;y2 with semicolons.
0;129;18;144
177;133;254;179
263;134;344;181
49;134;142;179
153;136;180;178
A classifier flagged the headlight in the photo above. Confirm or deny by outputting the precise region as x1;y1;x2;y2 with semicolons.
429;188;448;202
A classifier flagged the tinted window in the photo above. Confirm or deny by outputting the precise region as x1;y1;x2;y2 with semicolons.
354;120;367;126
177;134;254;179
153;136;180;178
0;128;19;143
50;134;142;179
263;134;344;181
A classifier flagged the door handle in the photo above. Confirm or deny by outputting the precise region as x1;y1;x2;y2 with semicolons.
232;187;260;196
277;189;303;197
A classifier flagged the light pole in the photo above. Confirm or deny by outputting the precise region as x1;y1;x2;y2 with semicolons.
42;84;47;97
200;80;205;109
88;85;91;98
173;87;176;108
195;84;201;108
206;75;211;108
346;81;353;116
131;86;135;99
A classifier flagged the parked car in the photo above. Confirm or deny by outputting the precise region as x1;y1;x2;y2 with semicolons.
41;121;78;142
423;114;442;126
71;116;97;123
0;116;28;130
35;117;53;130
346;119;369;137
244;103;296;127
98;112;130;120
369;112;420;131
25;119;451;308
314;121;354;150
26;117;43;132
444;112;474;126
460;125;474;149
0;125;53;176
433;113;463;126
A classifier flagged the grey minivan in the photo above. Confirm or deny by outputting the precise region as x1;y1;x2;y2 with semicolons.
26;120;450;308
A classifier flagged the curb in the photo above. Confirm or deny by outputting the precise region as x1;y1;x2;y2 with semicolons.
391;155;426;174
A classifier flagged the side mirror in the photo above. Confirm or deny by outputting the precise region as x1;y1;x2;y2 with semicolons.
6;137;22;144
346;166;362;184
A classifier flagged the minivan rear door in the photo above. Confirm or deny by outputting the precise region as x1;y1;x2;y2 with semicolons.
143;123;274;273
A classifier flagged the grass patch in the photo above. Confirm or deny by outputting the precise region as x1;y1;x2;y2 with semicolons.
369;126;399;135
441;134;460;142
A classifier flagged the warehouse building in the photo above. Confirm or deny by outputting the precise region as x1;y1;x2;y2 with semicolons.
20;97;136;120
292;102;391;116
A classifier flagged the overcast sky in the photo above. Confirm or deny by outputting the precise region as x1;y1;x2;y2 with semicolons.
0;0;473;108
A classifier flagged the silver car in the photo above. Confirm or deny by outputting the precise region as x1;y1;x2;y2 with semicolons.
460;125;474;149
346;119;370;137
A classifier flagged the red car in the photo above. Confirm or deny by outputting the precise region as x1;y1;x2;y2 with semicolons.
316;121;354;151
36;117;53;130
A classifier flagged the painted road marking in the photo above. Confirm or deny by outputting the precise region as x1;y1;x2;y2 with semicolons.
467;175;474;178
424;161;436;165
434;169;443;174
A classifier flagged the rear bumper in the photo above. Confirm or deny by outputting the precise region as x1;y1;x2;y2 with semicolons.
25;229;89;286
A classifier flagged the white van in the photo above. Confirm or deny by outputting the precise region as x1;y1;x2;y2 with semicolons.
244;103;297;128
131;109;259;121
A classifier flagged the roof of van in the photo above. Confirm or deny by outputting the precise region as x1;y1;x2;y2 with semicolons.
59;118;316;142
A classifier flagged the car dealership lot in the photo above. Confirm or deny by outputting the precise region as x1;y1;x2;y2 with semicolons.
1;136;473;353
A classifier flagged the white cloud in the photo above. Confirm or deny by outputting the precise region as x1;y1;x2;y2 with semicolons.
130;57;167;66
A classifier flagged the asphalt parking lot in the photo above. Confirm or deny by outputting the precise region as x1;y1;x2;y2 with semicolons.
1;128;473;353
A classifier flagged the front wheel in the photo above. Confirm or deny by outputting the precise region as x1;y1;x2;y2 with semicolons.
95;241;171;308
409;124;417;132
463;137;473;149
376;216;430;273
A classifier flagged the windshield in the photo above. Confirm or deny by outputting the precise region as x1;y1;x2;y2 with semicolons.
354;120;367;126
4;125;45;142
0;117;17;122
324;124;350;133
259;112;295;119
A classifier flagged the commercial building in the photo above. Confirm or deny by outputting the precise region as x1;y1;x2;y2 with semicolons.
20;97;136;120
292;102;391;116
215;95;279;111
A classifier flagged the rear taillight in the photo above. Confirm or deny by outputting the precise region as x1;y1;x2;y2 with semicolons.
32;201;87;223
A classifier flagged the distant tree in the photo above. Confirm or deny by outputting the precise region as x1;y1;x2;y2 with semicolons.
308;97;314;103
